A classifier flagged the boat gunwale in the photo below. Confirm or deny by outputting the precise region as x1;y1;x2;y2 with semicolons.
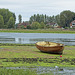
35;41;64;48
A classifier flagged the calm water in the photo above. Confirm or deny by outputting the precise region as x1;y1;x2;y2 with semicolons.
6;66;75;75
0;33;75;46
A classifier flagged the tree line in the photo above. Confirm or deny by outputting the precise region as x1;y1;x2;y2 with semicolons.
0;8;75;29
0;8;16;29
29;10;75;28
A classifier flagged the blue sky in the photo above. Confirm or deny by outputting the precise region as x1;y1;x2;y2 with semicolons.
0;0;75;23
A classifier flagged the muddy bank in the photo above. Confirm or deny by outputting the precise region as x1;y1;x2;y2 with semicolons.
1;58;75;65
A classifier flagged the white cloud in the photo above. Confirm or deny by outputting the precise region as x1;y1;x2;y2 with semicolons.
0;0;75;22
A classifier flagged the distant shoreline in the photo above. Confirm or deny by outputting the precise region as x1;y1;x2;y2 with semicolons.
0;29;75;33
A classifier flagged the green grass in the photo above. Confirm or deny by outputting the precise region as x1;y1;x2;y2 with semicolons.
0;68;54;75
0;45;75;67
0;43;35;46
0;46;75;58
0;29;75;33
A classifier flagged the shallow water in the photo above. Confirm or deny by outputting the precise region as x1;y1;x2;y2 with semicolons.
5;66;75;75
0;33;75;46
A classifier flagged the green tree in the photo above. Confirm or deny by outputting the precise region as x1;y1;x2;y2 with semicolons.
8;17;15;28
0;8;15;25
59;10;75;27
51;15;55;22
40;22;45;29
34;14;36;21
0;15;4;28
27;25;31;29
55;15;60;25
36;14;40;23
40;14;44;23
31;22;40;29
18;14;22;23
12;13;16;22
44;14;46;23
29;16;34;24
29;14;36;24
0;8;16;29
29;14;48;24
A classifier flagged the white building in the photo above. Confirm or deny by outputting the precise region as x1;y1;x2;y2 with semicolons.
70;20;75;28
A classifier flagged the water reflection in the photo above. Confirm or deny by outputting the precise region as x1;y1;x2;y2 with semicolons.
0;38;15;43
0;33;75;46
0;38;75;46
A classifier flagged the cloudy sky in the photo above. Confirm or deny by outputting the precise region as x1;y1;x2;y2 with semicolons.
0;0;75;23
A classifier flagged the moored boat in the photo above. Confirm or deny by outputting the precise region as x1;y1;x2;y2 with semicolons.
36;41;64;54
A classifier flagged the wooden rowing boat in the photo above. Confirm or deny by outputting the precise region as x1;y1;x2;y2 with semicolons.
35;41;64;54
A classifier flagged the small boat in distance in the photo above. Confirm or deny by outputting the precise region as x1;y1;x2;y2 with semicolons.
36;41;64;54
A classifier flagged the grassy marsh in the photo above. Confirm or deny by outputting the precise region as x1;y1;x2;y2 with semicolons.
0;45;75;67
0;68;54;75
0;29;75;33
